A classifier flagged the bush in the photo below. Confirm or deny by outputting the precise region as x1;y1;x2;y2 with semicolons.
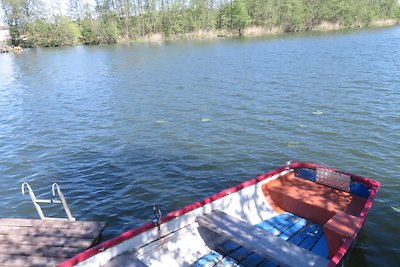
27;17;80;47
80;13;119;45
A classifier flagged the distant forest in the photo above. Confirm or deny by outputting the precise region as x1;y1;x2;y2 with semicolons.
1;0;399;47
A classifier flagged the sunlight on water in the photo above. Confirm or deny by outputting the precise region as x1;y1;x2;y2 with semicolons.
0;54;16;86
0;26;399;266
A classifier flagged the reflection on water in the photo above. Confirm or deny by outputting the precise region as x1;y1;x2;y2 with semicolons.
0;53;16;86
0;26;399;266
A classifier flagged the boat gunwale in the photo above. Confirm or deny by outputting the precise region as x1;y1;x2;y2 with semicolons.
58;162;380;267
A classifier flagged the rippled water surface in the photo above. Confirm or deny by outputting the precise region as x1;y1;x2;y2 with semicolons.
1;26;399;266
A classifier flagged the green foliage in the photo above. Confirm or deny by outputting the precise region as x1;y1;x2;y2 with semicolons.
218;0;251;34
1;0;31;45
25;17;80;47
161;2;186;36
231;0;251;34
2;0;399;47
277;0;306;32
189;0;212;31
52;16;81;46
80;13;119;44
246;0;400;31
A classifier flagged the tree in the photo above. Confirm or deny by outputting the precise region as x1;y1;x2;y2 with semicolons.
231;0;250;35
2;0;400;46
114;0;133;38
218;0;250;35
0;0;40;45
1;0;27;44
68;0;79;20
272;0;306;32
189;0;212;31
51;16;81;46
28;16;80;47
80;11;119;44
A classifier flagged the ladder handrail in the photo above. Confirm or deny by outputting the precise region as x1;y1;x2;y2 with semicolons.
21;182;46;220
52;183;75;221
21;182;75;221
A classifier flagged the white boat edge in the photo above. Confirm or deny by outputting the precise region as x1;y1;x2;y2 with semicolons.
58;162;380;267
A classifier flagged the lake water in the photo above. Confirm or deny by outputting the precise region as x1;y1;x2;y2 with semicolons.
0;26;399;266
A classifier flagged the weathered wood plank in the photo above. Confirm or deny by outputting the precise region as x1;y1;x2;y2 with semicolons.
0;218;106;267
0;243;85;258
0;234;93;248
0;219;105;230
196;210;330;267
0;254;63;267
0;224;104;238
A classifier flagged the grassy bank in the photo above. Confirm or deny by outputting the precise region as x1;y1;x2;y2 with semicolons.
130;19;400;43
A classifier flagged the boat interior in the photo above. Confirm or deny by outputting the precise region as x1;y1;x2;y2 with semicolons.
89;167;372;267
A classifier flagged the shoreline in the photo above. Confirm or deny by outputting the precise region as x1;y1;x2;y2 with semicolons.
125;19;400;43
0;44;23;53
1;19;398;49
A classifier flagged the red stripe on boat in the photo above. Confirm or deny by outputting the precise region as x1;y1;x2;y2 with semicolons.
58;162;380;267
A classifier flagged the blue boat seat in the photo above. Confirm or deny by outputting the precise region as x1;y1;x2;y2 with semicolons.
192;211;329;267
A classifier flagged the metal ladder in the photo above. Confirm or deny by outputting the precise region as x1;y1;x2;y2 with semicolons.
21;182;75;221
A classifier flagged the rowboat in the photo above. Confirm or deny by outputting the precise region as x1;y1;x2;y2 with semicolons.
59;162;380;267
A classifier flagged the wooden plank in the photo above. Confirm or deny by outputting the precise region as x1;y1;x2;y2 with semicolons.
196;210;330;267
0;219;105;230
288;223;320;245
255;212;293;232
0;218;106;267
191;250;239;267
311;235;329;258
266;215;301;236
230;214;305;267
239;251;265;267
299;225;324;251
228;246;251;263
278;217;308;240
0;224;104;238
203;214;325;267
226;214;326;267
190;251;224;267
216;240;254;265
217;256;239;266
215;240;241;255
0;243;84;258
243;215;327;267
240;215;306;267
238;213;304;267
249;216;308;267
0;254;63;267
257;260;277;267
258;222;326;267
0;234;93;248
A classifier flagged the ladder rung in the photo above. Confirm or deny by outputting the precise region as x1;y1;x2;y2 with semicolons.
22;182;75;221
36;199;62;204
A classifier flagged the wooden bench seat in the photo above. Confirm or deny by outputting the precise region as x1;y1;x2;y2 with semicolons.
196;210;330;267
323;212;361;258
263;172;367;225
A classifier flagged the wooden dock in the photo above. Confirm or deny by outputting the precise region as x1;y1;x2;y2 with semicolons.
0;218;106;267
